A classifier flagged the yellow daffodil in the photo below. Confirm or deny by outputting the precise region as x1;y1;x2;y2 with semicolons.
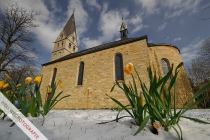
59;82;63;88
25;77;32;83
153;122;159;130
34;76;41;84
3;83;9;89
0;81;4;89
124;63;134;74
16;84;21;88
5;73;11;79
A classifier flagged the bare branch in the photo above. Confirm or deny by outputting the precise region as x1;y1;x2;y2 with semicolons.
0;2;39;72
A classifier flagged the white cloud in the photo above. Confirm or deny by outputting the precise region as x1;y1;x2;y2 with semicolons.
157;22;167;31
49;0;62;13
133;0;200;18
134;0;158;15
129;15;148;33
164;9;183;18
81;3;129;49
99;4;130;40
81;38;102;49
181;37;204;63
163;0;200;18
86;0;101;10
173;38;182;42
35;21;61;51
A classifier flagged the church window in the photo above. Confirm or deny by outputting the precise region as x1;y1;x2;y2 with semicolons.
115;53;124;81
161;58;170;76
77;61;84;85
62;41;63;46
73;46;75;52
72;36;75;41
51;68;57;86
69;43;71;49
57;43;59;47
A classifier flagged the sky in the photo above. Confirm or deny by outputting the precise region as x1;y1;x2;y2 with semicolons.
0;0;210;71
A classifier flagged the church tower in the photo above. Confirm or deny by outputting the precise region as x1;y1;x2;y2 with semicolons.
51;13;78;61
120;19;128;40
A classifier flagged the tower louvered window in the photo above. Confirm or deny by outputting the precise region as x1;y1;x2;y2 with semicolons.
115;54;124;81
161;59;170;76
51;68;57;86
77;61;84;85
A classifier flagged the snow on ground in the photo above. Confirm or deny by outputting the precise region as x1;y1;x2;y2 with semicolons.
0;109;210;140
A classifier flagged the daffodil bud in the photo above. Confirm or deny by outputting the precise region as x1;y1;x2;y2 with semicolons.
3;83;9;89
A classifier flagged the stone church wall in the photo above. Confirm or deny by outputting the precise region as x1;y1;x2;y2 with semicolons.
148;46;194;108
40;39;194;109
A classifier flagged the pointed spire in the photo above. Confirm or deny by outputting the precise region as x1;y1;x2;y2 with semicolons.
120;17;128;40
63;13;76;37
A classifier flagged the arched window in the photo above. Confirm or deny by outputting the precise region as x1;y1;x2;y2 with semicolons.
73;46;75;52
115;53;124;81
51;68;57;86
62;41;63;46
77;61;84;85
161;58;170;76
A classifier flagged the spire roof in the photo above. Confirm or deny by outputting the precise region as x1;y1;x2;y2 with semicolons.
120;21;127;31
63;13;76;37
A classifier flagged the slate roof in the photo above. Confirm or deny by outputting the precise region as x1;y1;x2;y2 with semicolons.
63;13;76;37
42;35;180;66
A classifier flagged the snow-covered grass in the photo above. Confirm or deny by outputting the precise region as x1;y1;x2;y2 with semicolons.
0;109;210;140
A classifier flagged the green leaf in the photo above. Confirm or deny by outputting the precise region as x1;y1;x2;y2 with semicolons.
110;84;116;92
134;116;151;135
106;94;134;118
171;125;182;140
181;116;210;124
97;116;131;124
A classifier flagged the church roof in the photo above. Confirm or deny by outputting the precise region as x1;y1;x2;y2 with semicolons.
63;13;76;37
42;35;180;66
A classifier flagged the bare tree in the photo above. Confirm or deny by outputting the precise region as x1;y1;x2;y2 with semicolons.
186;37;210;108
0;2;39;73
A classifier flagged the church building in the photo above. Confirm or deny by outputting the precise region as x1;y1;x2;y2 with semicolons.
40;13;194;109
